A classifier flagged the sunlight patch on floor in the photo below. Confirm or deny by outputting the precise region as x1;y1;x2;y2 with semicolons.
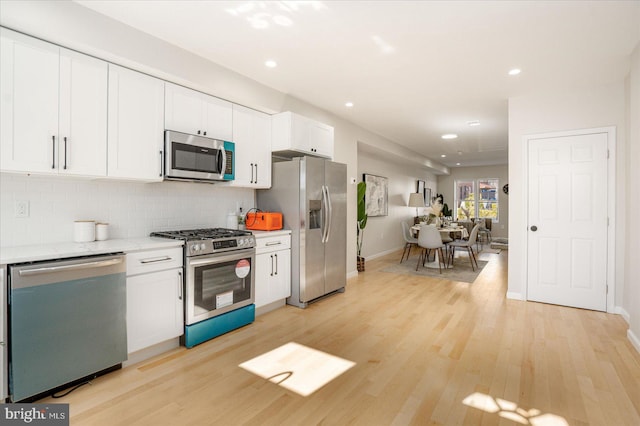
239;342;356;397
463;392;568;425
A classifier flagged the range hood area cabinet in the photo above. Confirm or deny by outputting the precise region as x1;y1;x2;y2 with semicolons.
0;28;108;177
228;104;272;188
271;111;334;160
165;82;232;142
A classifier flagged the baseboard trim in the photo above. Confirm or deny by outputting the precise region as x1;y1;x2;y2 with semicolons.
366;246;403;261
347;270;359;279
628;329;640;354
615;307;630;324
506;291;524;301
124;337;180;367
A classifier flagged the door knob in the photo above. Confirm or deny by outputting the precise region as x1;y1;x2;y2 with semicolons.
530;225;538;232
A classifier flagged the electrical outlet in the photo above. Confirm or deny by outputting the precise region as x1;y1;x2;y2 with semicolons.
15;200;29;218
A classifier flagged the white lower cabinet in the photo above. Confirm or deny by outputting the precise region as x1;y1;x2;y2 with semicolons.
126;247;184;354
1;266;6;401
254;233;291;309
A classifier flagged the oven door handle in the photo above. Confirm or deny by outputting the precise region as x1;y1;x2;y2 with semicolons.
188;251;254;267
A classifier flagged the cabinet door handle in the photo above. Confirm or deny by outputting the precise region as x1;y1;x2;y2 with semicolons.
178;270;183;300
255;163;258;184
63;137;68;170
197;130;201;135
250;163;254;184
51;135;56;169
139;256;172;264
274;253;278;275
203;131;207;136
159;150;163;177
270;254;274;276
266;241;282;246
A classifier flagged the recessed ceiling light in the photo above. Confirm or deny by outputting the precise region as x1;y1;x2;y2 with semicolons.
456;162;461;166
508;68;521;76
441;154;447;158
442;134;458;140
345;102;354;108
265;60;277;68
467;120;480;126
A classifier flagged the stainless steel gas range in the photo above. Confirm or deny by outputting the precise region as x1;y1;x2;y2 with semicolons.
150;228;256;348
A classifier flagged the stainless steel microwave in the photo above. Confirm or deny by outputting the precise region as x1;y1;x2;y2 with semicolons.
164;130;234;183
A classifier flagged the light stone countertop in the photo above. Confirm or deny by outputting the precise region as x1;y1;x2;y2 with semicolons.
0;237;184;265
250;229;292;238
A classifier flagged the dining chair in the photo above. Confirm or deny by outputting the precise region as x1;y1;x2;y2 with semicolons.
478;218;492;247
447;224;480;271
400;220;418;263
416;225;447;273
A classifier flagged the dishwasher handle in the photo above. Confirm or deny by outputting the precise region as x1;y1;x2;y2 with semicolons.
18;258;123;276
10;254;126;290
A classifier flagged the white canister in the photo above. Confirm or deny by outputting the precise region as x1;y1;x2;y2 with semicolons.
74;220;96;242
96;223;109;241
226;212;238;230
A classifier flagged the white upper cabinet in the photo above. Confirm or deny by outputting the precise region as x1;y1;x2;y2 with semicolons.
165;82;232;141
59;49;108;176
271;111;334;159
107;64;164;181
230;104;272;188
0;29;108;176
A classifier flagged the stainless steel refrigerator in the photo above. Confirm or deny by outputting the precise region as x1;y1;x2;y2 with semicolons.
257;156;347;308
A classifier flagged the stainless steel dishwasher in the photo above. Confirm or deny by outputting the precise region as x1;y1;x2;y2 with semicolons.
9;253;127;402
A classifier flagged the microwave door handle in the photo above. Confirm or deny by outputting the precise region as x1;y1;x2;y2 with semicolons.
219;146;226;177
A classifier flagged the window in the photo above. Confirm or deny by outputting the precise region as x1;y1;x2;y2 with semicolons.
454;179;499;222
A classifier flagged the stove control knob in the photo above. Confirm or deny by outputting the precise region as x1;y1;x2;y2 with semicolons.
239;239;244;246
191;245;198;253
200;243;206;250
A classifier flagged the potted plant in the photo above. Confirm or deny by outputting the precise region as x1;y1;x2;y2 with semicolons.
357;181;368;272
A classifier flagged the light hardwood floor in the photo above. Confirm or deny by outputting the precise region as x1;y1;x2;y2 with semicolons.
40;250;640;425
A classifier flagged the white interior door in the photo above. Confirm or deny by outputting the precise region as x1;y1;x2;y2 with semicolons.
527;132;608;311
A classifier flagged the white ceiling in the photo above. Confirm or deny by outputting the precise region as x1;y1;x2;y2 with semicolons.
75;1;640;168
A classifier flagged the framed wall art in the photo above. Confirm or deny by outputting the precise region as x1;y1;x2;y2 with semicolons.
363;173;388;217
424;187;432;206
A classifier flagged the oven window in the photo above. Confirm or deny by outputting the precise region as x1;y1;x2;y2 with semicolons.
172;142;219;173
193;258;252;312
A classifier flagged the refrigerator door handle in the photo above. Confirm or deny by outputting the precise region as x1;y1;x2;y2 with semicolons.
321;185;329;243
325;185;333;242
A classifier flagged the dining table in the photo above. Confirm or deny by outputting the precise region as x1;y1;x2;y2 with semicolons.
410;224;469;269
411;224;470;240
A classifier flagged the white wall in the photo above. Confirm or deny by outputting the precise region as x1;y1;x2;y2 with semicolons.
437;165;509;239
356;149;438;260
507;82;627;309
0;1;440;278
624;43;640;351
0;175;254;247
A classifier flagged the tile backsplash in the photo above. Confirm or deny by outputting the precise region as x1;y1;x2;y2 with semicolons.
0;174;255;248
